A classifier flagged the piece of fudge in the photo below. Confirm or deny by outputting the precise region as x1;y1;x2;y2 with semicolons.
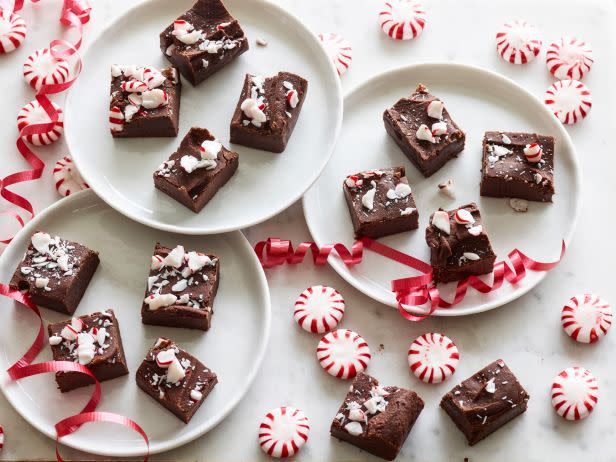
480;131;555;202
136;337;218;423
383;84;465;177
47;309;129;392
440;359;530;445
109;64;181;137
9;232;99;315
141;243;219;330
229;72;308;153
154;127;239;212
425;203;496;283
330;372;424;461
159;0;249;86
343;167;419;239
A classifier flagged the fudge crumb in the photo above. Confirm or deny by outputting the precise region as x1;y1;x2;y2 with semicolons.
256;37;268;46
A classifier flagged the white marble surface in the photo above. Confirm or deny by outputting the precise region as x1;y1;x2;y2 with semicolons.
1;0;615;460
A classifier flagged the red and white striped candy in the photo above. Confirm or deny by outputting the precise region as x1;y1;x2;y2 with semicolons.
544;79;592;125
0;9;27;54
378;0;426;41
551;367;598;421
23;48;70;91
546;37;594;81
258;407;310;458
52;155;89;197
121;79;148;93
561;294;612;344
496;20;542;64
454;208;474;225
523;143;543;163
407;332;459;384
318;32;352;77
109;106;124;133
0;424;4;452
293;285;345;334
285;89;298;108
17;100;64;146
142;67;166;89
317;329;370;379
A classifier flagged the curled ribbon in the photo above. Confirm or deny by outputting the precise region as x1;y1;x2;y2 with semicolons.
0;283;149;460
0;0;91;244
254;237;565;321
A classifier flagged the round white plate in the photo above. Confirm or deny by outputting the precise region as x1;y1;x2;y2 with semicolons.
303;63;581;316
65;0;342;235
0;190;271;456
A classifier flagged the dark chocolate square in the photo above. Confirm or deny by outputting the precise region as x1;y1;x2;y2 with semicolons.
480;131;555;202
109;65;181;138
330;372;424;461
229;72;308;153
383;84;465;177
159;0;249;86
136;337;218;423
9;232;100;315
47;309;129;392
141;243;219;331
425;203;496;283
153;127;239;212
440;359;530;445
343;166;419;239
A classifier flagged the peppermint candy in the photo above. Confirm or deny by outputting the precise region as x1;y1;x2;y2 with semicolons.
109;106;124;132
523;143;542;163
318;32;352;77
544;79;592;125
52;155;89;197
495;20;542;64
17;100;64;146
317;329;371;379
454;208;474;225
141;89;168;109
408;333;459;383
378;0;426;41
0;9;27;54
551;367;598;421
142;67;166;89
23;48;70;91
293;285;345;334
561;294;612;344
416;124;435;143
258;407;310;458
121;79;148;93
431;210;450;235
546;37;594;81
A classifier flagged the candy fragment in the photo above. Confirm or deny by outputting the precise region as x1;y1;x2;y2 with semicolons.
52;155;89;197
551;367;598;421
523;143;543;163
561;294;612;344
408;333;459;383
546;37;594;81
23;48;70;91
544;79;592;125
258;407;310;458
496;20;542;64
317;329;371;379
378;0;426;41
17;100;64;146
318;32;352;77
294;285;345;334
0;9;27;54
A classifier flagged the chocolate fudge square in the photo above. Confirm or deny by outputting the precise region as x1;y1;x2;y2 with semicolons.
383;84;465;177
109;64;181;137
440;359;530;445
330;372;424;461
142;243;220;330
343;167;419;239
154;127;239;212
136;337;218;423
9;232;99;315
47;309;129;392
230;72;308;153
480;131;555;202
159;0;249;86
425;203;496;283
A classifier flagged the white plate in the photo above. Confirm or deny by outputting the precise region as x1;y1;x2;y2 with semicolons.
65;0;342;235
303;63;581;316
0;190;271;456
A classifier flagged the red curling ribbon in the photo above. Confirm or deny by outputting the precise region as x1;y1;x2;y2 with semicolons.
0;0;90;244
254;237;363;268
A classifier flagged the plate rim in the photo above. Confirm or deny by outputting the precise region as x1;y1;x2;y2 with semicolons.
65;0;343;235
0;189;272;456
302;61;582;316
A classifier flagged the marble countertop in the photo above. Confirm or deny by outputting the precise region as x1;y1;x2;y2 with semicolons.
1;0;615;460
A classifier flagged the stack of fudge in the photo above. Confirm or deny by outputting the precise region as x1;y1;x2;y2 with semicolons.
109;0;309;213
